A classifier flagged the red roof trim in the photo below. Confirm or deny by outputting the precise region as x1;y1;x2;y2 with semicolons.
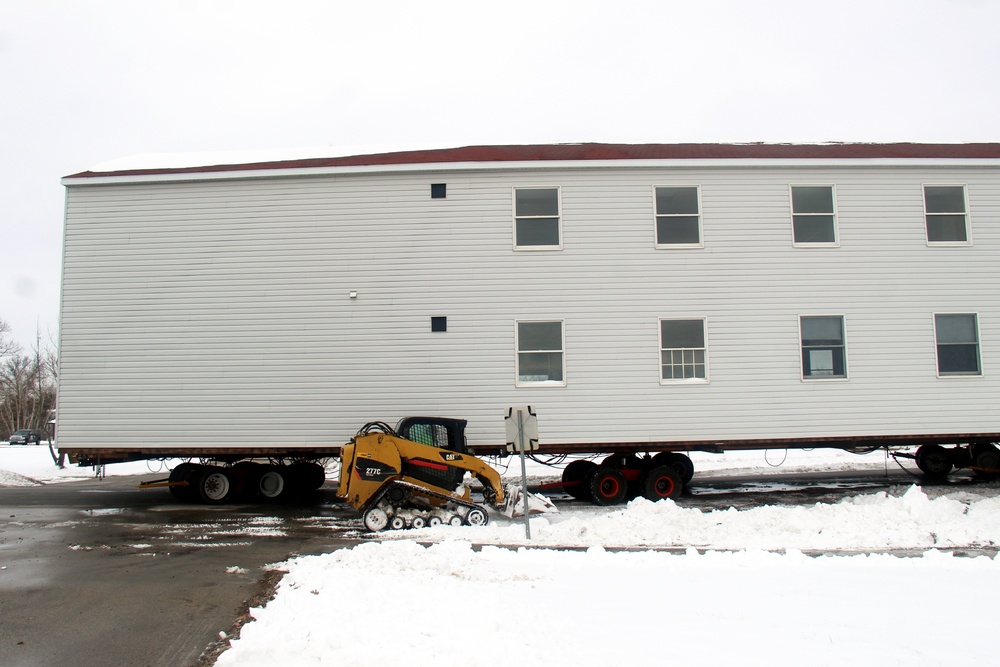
66;142;1000;179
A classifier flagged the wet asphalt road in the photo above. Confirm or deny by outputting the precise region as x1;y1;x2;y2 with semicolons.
0;479;360;667
0;463;994;667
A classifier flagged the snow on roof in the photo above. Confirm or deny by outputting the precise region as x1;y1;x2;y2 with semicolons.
67;142;1000;180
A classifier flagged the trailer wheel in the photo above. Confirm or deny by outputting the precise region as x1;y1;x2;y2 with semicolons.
650;452;695;486
602;453;643;470
562;460;598;500
289;461;326;491
970;443;1000;478
915;445;953;479
197;467;233;504
465;507;489;526
587;466;628;505
363;508;389;532
640;465;682;501
257;466;288;500
168;463;199;501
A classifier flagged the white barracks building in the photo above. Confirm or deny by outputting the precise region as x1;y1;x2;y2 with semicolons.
58;143;1000;459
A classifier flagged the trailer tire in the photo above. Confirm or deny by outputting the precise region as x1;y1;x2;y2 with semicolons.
650;452;695;486
971;443;1000;478
562;460;598;500
196;466;233;504
168;463;199;502
257;466;288;500
289;461;326;491
602;453;643;470
587;466;628;505
640;465;682;501
915;444;953;479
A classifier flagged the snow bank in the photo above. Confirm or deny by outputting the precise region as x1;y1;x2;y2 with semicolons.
217;541;999;667
410;486;1000;551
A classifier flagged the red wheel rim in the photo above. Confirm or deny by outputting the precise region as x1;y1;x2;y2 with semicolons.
599;476;620;498
654;475;675;498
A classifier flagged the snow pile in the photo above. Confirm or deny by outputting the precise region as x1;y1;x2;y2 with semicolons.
410;486;1000;551
0;469;40;487
218;541;999;667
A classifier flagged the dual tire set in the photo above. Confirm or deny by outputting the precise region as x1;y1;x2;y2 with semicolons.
560;452;694;505
168;461;327;504
914;442;1000;479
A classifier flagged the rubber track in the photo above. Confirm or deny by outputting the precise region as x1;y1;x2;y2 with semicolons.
366;479;490;522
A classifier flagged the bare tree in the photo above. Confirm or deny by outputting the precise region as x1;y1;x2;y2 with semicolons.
0;322;56;440
0;317;19;359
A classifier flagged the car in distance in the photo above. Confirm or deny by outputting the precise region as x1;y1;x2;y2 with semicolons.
7;429;42;445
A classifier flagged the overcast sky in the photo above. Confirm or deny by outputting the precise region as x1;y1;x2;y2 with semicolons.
2;0;999;351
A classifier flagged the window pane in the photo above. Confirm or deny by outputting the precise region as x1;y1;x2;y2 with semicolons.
808;349;835;375
792;186;834;214
926;215;968;242
516;188;559;216
518;352;563;382
801;316;843;343
937;345;980;374
656;187;699;215
518;321;562;351
793;215;836;243
802;347;846;377
936;314;977;344
924;186;966;214
656;216;700;244
516;218;560;246
661;320;705;348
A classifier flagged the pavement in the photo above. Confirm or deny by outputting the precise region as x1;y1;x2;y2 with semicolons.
0;478;360;667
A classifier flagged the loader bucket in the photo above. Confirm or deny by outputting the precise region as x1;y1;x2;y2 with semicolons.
499;484;558;518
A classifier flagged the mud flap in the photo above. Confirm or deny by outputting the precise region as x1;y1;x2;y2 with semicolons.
499;484;558;518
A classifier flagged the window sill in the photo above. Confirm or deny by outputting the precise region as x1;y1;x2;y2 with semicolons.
792;241;840;248
660;378;710;386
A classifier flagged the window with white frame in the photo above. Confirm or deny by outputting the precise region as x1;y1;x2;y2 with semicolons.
659;318;707;381
924;185;969;243
791;185;837;244
514;187;561;248
516;320;565;385
800;316;847;378
935;313;981;376
655;186;701;246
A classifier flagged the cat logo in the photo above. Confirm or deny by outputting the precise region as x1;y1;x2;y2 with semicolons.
440;452;462;462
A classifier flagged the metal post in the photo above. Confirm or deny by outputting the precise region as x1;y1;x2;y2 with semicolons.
517;408;531;540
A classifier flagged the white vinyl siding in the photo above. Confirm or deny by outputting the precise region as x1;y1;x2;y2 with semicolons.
58;162;1000;450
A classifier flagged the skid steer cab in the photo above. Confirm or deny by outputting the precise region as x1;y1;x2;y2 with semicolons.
337;417;554;531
